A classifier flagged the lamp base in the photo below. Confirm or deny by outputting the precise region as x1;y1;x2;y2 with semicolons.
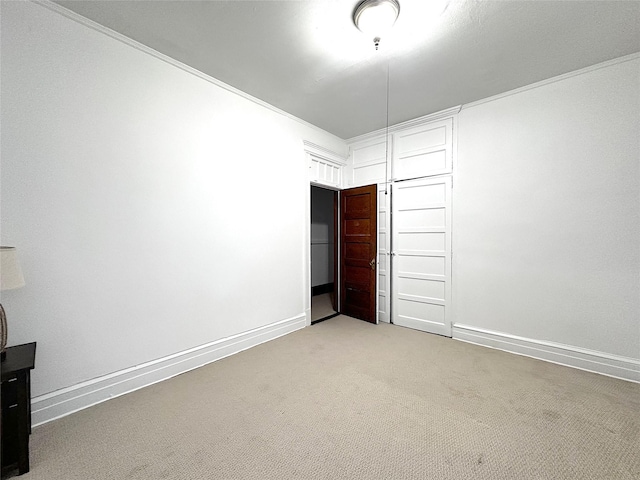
0;302;6;362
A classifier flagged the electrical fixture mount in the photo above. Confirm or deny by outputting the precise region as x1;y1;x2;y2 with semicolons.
353;0;400;50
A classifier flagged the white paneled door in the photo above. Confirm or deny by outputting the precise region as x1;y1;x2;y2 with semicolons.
392;176;452;336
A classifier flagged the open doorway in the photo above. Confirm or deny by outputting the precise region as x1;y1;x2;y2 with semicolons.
310;185;338;324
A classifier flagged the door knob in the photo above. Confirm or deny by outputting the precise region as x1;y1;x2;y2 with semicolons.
370;258;376;270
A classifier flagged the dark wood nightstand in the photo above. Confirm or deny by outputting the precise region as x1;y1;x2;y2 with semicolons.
1;342;36;477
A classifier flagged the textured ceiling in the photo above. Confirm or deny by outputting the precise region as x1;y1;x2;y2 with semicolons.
54;0;640;139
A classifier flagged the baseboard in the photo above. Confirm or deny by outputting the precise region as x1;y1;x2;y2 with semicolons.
312;283;334;297
452;324;640;383
31;314;307;426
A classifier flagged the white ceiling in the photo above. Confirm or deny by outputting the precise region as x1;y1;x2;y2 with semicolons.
54;0;640;139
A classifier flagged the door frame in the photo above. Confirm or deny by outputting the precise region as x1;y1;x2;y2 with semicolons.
306;181;341;326
307;182;379;325
304;142;347;326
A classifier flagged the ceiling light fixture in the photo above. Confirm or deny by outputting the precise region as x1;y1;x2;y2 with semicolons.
353;0;400;50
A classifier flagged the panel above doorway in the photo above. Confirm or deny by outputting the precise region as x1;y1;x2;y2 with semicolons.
392;118;453;181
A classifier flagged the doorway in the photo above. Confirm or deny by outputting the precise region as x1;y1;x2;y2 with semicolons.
310;186;338;323
309;183;379;325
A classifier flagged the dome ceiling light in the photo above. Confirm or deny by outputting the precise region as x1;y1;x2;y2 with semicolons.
353;0;401;50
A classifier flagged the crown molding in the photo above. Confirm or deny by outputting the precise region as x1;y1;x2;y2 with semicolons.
347;52;640;144
303;140;348;166
31;0;337;140
346;105;462;145
462;52;640;111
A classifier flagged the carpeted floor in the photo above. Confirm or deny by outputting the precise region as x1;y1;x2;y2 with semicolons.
16;316;640;479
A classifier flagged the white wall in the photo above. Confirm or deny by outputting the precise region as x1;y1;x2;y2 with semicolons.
0;1;345;398
454;56;640;362
310;186;334;287
2;3;637;408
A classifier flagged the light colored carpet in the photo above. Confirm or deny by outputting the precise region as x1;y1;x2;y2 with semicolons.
311;292;336;321
18;316;640;479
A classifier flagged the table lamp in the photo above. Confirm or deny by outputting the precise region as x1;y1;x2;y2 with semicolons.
1;246;25;361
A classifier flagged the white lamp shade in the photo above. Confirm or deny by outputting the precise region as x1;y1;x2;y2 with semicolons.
1;246;25;291
354;0;400;37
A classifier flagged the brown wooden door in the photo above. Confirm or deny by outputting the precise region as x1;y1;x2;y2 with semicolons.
332;190;338;312
340;184;377;323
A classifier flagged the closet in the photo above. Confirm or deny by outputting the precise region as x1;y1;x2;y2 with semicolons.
344;110;457;336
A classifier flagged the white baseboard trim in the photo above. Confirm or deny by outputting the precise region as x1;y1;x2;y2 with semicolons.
452;324;640;383
31;314;307;426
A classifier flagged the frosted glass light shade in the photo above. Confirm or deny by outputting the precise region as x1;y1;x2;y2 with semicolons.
0;247;25;291
354;0;400;37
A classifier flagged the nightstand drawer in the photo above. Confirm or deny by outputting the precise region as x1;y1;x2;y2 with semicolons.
2;375;22;473
2;376;20;408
